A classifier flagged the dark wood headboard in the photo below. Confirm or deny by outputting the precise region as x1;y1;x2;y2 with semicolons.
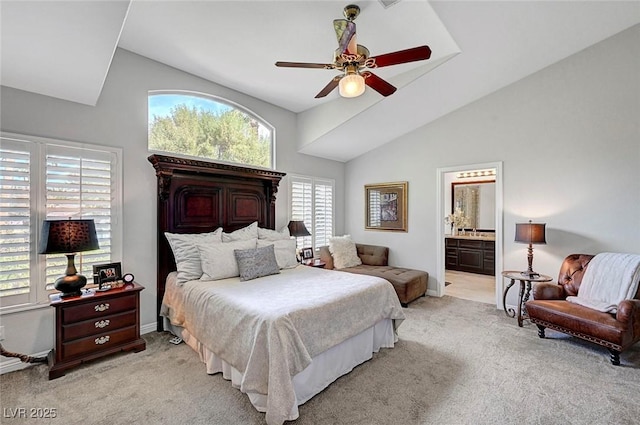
148;154;286;331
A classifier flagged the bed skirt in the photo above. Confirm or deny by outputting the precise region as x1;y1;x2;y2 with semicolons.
165;318;396;421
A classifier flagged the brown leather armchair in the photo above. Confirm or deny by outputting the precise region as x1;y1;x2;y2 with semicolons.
525;254;640;365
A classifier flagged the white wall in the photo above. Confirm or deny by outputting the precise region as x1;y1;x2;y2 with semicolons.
344;26;640;300
0;48;345;364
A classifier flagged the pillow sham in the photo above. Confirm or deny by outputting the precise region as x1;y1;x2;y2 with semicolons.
222;221;258;242
258;226;290;241
329;235;362;269
234;244;281;281
165;229;223;285
257;238;298;269
199;238;257;281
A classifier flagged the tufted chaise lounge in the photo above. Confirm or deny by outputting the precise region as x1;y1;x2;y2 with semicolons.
319;244;428;307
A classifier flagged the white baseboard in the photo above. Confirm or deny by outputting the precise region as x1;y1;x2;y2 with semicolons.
0;349;51;375
140;322;157;335
2;323;158;375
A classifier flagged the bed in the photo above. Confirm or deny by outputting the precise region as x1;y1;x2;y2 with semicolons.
148;154;405;425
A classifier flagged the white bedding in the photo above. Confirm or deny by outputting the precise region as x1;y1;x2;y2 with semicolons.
161;265;405;425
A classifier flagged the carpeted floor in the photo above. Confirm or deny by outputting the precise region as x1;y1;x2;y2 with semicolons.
2;295;639;425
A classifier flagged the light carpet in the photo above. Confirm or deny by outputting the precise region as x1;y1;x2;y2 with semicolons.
1;295;639;425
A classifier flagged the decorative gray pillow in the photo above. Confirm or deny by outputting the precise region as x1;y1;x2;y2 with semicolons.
234;244;281;281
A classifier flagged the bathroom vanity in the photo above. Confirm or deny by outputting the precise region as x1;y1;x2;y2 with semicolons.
445;235;495;276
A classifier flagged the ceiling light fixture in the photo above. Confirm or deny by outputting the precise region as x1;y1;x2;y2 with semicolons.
339;65;365;98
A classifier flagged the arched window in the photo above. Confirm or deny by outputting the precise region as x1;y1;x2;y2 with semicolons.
148;91;274;169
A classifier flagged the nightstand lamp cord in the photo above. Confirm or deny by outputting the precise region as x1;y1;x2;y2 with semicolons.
0;343;48;364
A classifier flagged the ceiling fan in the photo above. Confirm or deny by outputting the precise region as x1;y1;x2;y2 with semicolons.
275;4;432;99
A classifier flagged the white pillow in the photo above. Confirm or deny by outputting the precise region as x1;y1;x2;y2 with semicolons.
258;226;290;241
165;229;223;285
199;239;257;280
257;239;298;269
329;235;362;269
222;221;258;242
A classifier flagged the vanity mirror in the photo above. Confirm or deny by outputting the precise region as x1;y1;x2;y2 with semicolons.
451;181;496;231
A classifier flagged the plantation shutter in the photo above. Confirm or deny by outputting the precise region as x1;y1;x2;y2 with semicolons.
313;179;333;249
290;175;334;251
44;145;115;289
290;177;313;250
0;140;34;303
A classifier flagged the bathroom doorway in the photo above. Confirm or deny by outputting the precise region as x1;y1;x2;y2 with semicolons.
436;162;503;308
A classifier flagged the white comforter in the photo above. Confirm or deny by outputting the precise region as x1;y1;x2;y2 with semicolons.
161;265;405;425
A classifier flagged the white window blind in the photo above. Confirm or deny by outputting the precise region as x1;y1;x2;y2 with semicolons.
290;178;312;250
44;146;115;289
313;180;333;249
290;175;334;251
0;134;121;310
0;141;33;303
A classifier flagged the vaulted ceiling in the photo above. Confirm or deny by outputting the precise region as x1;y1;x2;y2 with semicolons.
2;1;639;162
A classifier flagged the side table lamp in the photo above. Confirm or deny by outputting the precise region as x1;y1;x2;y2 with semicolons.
514;219;546;278
287;220;311;262
39;218;99;298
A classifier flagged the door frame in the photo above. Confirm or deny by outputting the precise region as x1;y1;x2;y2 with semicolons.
435;161;504;309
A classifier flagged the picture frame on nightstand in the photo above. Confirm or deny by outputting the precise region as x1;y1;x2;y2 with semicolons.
93;262;122;290
301;247;314;260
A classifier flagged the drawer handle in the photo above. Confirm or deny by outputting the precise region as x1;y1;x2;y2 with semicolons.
95;336;110;345
94;303;110;312
95;319;110;329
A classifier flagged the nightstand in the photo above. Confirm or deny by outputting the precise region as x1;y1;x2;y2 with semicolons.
303;259;326;268
48;282;146;380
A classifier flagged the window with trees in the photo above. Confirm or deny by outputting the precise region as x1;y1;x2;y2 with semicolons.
148;92;274;169
290;175;334;251
0;133;122;311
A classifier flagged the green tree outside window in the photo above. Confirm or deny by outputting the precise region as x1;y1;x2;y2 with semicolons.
148;94;273;168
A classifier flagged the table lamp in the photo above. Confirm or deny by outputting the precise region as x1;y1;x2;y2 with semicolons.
515;220;546;278
288;220;311;262
39;219;99;297
287;220;311;240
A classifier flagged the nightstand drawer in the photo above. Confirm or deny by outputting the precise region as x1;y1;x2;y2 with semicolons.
62;310;137;341
61;294;137;324
62;325;138;359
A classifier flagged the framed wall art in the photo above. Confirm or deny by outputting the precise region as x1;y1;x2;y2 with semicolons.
365;181;408;232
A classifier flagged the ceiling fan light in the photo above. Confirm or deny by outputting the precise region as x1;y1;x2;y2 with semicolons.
339;73;365;98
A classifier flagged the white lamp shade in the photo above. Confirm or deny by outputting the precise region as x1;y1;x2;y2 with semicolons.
339;74;365;98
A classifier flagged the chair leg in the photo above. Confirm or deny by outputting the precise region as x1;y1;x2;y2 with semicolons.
609;349;621;365
536;325;546;338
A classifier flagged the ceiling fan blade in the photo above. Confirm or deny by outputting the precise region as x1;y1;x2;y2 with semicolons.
333;19;357;54
362;72;397;97
315;76;342;98
275;61;335;70
367;45;432;68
